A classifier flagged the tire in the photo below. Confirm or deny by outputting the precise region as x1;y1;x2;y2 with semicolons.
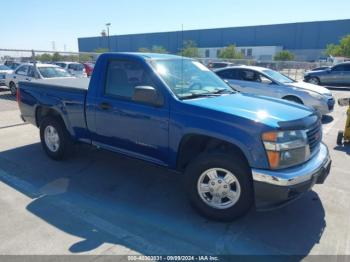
308;77;321;86
337;131;344;146
39;117;73;160
184;151;254;221
9;82;17;96
283;96;303;105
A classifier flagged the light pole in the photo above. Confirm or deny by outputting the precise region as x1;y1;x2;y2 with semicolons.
106;23;111;51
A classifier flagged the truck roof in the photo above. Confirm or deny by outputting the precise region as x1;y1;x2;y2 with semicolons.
102;52;187;60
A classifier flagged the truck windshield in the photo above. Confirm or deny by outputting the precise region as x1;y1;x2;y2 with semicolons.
38;67;71;78
150;59;234;99
262;69;295;84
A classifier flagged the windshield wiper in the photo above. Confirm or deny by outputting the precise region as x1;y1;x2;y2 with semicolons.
212;88;236;94
180;93;223;100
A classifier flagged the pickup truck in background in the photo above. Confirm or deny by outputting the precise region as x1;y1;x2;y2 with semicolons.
17;53;331;221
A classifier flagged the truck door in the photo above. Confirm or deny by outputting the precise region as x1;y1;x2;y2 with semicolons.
92;59;169;166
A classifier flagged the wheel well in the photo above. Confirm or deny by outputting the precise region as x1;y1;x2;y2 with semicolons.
282;95;304;105
35;106;65;127
176;134;248;171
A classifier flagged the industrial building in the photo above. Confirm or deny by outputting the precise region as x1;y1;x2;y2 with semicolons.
78;19;350;61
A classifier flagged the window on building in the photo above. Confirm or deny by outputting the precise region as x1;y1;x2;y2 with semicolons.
241;49;246;56
216;50;221;57
247;48;253;57
205;49;210;58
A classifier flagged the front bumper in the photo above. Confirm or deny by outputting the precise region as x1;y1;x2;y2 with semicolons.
313;97;335;115
252;143;331;210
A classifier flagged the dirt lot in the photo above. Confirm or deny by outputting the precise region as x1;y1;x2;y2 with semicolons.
0;86;350;257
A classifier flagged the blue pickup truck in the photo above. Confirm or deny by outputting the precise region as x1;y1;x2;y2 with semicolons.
18;53;331;221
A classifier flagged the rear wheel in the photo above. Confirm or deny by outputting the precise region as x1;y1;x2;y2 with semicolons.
9;82;17;95
185;152;253;221
40;117;73;160
308;77;321;85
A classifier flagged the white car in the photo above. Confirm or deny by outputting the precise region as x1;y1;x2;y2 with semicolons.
215;66;335;116
6;63;74;95
0;65;13;87
55;62;87;78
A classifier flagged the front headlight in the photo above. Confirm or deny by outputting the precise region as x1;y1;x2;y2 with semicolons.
307;91;323;100
262;130;310;169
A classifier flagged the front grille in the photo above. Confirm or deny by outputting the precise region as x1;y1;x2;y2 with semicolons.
307;123;322;154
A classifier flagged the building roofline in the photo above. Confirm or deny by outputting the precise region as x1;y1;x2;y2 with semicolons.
78;18;350;40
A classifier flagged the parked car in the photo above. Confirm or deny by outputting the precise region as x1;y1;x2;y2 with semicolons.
6;63;73;95
208;61;235;69
4;61;22;70
17;53;331;221
215;66;335;116
310;66;330;72
55;62;87;78
0;65;13;86
83;62;95;77
304;62;350;86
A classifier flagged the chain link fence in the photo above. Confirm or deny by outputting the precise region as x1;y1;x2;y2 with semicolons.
0;49;333;81
197;58;333;81
0;49;99;66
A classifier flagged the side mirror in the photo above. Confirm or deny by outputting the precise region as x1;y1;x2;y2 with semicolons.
327;68;332;73
132;86;164;107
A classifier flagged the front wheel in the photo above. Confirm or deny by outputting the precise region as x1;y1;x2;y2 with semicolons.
185;152;253;221
308;77;321;85
40;117;73;160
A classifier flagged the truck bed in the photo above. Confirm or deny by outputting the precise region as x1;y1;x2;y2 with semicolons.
22;77;90;92
18;77;91;142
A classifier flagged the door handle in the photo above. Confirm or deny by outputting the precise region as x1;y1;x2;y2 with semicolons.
98;102;112;110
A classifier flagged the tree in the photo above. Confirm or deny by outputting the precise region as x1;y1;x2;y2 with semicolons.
218;45;244;59
52;52;63;62
151;45;168;54
179;40;199;58
326;35;350;57
79;54;93;62
94;48;109;53
36;53;53;62
138;47;151;52
138;45;168;54
274;50;295;61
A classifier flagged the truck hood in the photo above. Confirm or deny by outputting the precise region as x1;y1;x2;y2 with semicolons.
183;93;314;128
287;81;332;96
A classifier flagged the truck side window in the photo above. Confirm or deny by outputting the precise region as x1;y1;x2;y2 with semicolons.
105;60;155;99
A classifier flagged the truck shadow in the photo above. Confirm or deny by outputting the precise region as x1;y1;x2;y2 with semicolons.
0;143;326;256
